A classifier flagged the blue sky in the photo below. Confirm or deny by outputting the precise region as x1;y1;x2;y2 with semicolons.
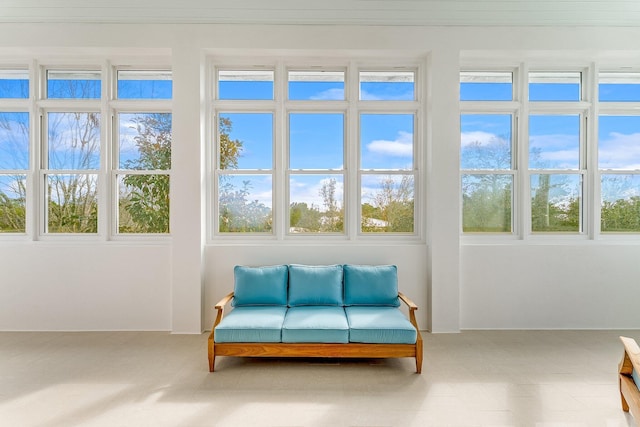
218;74;415;209
3;73;640;207
461;78;640;203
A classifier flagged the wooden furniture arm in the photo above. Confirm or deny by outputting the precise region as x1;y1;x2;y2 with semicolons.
398;292;418;311
620;336;640;375
213;292;234;329
215;292;235;310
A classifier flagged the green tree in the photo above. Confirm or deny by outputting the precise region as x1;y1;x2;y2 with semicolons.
362;175;414;233
319;178;343;232
602;196;640;232
120;113;171;233
47;112;100;233
462;175;512;232
289;202;321;232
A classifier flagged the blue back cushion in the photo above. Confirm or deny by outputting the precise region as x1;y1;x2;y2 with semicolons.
232;265;288;306
343;264;400;306
288;264;344;306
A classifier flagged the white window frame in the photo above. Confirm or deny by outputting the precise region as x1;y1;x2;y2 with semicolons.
0;59;172;242
459;60;640;242
208;57;424;243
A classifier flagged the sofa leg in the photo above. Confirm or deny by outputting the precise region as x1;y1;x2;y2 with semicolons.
415;338;423;374
208;331;215;372
620;377;629;412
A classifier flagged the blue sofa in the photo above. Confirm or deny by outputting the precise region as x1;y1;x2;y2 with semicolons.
208;264;423;373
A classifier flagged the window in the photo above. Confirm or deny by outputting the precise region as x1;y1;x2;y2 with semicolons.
460;71;512;101
114;68;172;235
360;112;415;233
43;70;101;233
461;113;514;233
217;111;273;233
599;115;640;232
529;114;583;233
599;72;640;102
0;111;29;233
0;62;172;240
461;68;588;237
212;62;421;238
289;112;344;234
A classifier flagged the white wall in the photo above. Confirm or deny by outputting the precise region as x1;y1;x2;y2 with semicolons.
0;23;639;332
0;245;171;331
461;244;640;329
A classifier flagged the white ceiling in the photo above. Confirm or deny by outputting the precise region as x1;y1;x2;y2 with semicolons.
0;0;639;27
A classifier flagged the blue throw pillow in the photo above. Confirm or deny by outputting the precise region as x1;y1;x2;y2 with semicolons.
288;264;344;306
232;265;289;306
343;264;400;306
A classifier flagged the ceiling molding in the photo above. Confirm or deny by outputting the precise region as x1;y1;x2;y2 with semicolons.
0;0;639;27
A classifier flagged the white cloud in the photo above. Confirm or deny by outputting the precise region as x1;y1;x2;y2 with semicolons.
366;131;412;157
310;88;344;101
460;131;503;147
360;89;413;101
289;176;344;210
599;132;640;169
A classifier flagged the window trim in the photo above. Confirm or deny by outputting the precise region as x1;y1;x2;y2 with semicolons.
208;58;424;243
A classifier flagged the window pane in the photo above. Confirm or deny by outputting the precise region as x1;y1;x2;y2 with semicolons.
0;70;28;99
290;113;343;169
218;174;272;233
460;71;512;101
47;70;101;99
289;174;344;233
118;174;170;234
117;70;172;100
288;71;344;100
119;113;171;170
0;112;29;170
462;174;512;233
46;174;98;233
361;174;414;233
218;113;272;170
599;72;640;102
0;174;26;233
360;71;414;101
48;112;100;170
361;114;413;170
529;115;580;169
461;114;512;170
529;72;581;101
598;116;640;169
601;174;640;232
218;70;274;100
531;174;582;233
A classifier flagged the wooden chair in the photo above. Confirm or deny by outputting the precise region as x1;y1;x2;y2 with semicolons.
619;336;640;424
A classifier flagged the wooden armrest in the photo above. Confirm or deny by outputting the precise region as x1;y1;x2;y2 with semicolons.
621;336;640;375
398;292;418;311
215;292;235;310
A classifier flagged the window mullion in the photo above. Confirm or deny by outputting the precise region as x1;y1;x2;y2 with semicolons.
518;62;529;240
588;62;599;240
275;61;286;240
348;60;359;239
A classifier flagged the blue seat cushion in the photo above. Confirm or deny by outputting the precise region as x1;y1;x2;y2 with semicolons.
232;265;288;306
345;306;417;344
214;306;287;343
343;264;400;307
288;264;344;306
282;306;349;343
634;368;640;389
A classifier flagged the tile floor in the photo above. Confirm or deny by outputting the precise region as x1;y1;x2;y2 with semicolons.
0;330;637;427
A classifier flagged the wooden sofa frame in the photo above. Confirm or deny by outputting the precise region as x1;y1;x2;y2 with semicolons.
208;291;423;373
619;336;640;424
